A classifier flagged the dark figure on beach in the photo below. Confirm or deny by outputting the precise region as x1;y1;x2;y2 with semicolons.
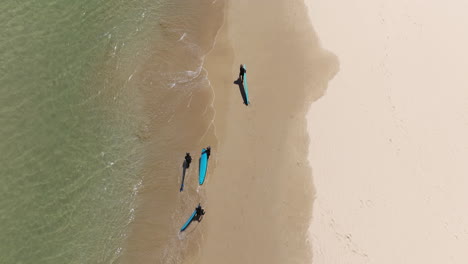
184;153;192;168
203;146;211;158
239;64;246;81
194;204;205;222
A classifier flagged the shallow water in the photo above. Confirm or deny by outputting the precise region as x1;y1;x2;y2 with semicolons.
0;0;221;263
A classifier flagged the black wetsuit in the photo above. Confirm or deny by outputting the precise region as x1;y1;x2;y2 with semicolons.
239;66;246;81
204;147;211;158
195;206;205;222
185;154;192;168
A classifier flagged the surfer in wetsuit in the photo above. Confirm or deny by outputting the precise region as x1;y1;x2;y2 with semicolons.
184;153;192;168
195;204;205;222
239;64;246;81
203;146;211;158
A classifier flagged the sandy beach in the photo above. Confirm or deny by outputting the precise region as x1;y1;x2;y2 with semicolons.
0;0;345;263
306;0;468;263
195;0;337;263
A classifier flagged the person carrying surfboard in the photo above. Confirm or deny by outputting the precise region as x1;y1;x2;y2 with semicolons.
239;64;246;81
202;146;211;158
194;204;205;222
184;153;192;168
180;204;206;231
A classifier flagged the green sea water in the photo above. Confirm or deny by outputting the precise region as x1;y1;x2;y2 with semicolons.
0;1;167;263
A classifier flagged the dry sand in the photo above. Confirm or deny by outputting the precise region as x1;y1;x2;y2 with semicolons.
306;0;468;263
195;0;337;263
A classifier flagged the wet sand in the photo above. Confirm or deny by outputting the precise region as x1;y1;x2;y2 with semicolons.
120;0;338;262
307;0;468;263
197;0;337;263
119;1;224;263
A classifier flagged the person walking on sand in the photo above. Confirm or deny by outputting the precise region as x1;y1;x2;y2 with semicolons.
194;204;205;222
184;153;192;168
239;64;246;81
203;146;211;158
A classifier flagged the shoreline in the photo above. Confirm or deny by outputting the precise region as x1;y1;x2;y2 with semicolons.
119;1;225;262
199;0;337;263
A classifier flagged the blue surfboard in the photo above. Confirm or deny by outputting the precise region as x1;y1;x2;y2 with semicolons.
199;148;209;185
180;209;197;232
243;65;250;105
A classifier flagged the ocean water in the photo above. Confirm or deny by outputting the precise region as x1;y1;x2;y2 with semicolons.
0;1;177;263
0;0;224;262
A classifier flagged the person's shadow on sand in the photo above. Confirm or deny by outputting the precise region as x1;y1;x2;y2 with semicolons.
180;160;188;192
234;77;248;106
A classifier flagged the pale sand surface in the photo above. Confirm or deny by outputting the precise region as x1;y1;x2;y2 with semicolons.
306;0;468;263
194;0;337;263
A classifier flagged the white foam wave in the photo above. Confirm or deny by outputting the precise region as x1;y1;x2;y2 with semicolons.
178;32;187;41
164;64;205;87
